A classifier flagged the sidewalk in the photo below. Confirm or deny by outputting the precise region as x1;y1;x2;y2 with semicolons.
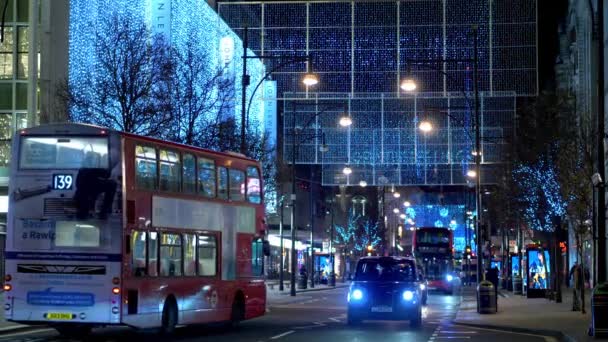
0;307;45;335
455;286;603;342
265;280;350;295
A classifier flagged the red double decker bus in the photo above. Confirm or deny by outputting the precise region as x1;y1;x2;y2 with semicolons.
5;123;268;337
412;227;455;294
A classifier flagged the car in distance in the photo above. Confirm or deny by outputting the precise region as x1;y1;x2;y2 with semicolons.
347;256;423;327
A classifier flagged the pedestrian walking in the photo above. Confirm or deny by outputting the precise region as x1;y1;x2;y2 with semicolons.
570;262;583;311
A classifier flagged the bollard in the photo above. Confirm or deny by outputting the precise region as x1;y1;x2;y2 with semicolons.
512;275;522;295
591;282;608;337
477;280;497;314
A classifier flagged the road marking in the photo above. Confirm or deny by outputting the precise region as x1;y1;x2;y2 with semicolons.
328;317;340;322
433;337;471;339
439;331;478;334
270;330;295;340
293;322;326;329
452;324;558;342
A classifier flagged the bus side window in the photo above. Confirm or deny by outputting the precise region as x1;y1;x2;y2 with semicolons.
135;145;157;190
197;235;217;276
183;154;196;194
197;157;216;197
160;233;182;277
183;233;196;276
148;231;158;277
131;231;147;277
246;166;261;204
217;167;228;200
252;238;264;276
229;169;245;201
159;150;181;192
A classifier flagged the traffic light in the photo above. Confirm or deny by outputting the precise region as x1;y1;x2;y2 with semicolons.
464;246;472;257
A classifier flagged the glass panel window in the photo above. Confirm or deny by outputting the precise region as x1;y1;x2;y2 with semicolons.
197;157;216;197
182;153;195;194
17;26;28;79
0;113;12;139
183;233;196;276
54;222;101;248
159;149;180;192
197;235;217;276
135;145;157;190
0;141;10;167
246;166;261;204
131;231;147;277
15;82;26;109
148;231;158;277
15;112;26;130
2;0;14;22
160;233;182;277
20;136;108;169
0;83;12;109
17;0;28;22
0;27;13;80
217;167;228;199
229;169;245;201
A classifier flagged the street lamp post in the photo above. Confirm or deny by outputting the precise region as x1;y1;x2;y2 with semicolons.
279;198;285;291
240;26;318;154
288;102;350;296
402;26;482;282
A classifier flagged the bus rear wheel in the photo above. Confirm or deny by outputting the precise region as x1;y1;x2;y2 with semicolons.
161;298;178;335
229;294;245;329
55;325;92;338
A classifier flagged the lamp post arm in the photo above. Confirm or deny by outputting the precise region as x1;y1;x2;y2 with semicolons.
403;59;475;106
245;58;312;136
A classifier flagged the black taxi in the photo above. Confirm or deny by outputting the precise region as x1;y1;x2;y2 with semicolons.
347;256;423;327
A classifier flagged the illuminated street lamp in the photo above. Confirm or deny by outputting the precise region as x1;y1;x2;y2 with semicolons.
419;121;433;133
393;208;400;214
342;166;352;175
359;180;367;187
403;201;411;207
466;170;477;178
339;116;353;127
393;192;401;198
302;72;320;86
400;213;406;219
400;77;417;92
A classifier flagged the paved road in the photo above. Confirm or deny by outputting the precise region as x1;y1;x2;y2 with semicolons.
0;287;555;342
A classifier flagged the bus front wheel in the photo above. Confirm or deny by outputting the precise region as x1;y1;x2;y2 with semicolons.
161;297;178;335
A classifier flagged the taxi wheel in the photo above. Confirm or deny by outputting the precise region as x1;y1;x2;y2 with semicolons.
347;314;361;326
410;308;422;328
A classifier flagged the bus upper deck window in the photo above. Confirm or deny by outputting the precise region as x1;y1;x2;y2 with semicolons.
159;149;180;192
229;169;245;201
246;166;261;204
135;145;157;190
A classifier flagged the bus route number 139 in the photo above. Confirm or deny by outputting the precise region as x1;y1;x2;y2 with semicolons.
52;174;73;190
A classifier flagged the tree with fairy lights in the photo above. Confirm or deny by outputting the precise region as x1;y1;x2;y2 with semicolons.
333;209;361;255
354;218;384;254
65;12;174;137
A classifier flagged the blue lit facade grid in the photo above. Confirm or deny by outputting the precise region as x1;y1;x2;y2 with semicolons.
69;0;270;135
219;0;538;96
282;91;515;186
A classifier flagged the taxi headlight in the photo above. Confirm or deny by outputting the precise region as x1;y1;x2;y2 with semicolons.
402;290;414;301
351;289;364;301
446;274;454;282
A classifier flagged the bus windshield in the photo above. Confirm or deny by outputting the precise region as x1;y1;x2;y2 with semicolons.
19;136;109;169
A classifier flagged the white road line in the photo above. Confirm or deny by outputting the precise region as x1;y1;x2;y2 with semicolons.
270;330;295;340
438;331;478;334
328;317;340;322
433;337;471;339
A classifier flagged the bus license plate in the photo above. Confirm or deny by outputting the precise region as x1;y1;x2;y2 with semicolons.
46;312;73;320
371;306;392;313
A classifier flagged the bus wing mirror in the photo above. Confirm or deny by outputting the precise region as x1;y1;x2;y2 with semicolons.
263;240;271;256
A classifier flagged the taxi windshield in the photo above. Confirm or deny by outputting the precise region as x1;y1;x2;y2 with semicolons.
355;258;416;282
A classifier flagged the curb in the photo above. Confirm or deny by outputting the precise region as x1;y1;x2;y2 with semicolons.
452;321;575;342
272;284;349;295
